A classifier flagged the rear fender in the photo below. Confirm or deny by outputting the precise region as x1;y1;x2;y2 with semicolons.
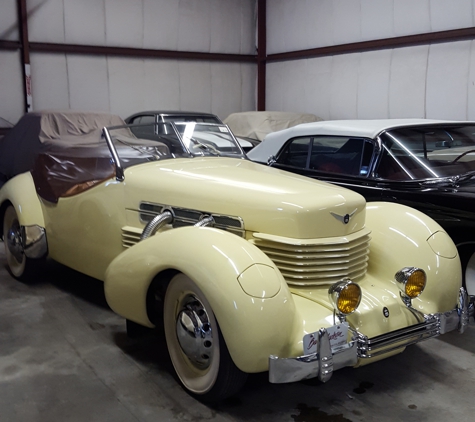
105;226;297;373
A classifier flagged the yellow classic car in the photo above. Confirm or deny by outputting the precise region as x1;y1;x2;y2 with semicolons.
0;111;471;402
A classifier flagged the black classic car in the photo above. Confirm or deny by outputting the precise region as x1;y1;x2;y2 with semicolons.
248;119;475;300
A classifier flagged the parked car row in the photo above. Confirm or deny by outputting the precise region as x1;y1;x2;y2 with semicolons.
0;110;473;403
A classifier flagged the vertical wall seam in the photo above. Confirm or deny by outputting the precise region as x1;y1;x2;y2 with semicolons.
388;48;394;118
424;44;430;118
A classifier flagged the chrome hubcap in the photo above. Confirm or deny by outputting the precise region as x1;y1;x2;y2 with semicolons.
6;222;24;262
176;296;214;369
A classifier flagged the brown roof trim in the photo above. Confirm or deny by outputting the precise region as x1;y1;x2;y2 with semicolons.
0;40;20;50
28;42;256;63
268;27;475;62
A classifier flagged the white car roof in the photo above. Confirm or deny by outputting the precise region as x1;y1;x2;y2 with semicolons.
247;118;471;162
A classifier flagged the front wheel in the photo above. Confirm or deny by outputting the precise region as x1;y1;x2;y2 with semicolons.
3;205;41;281
163;273;247;402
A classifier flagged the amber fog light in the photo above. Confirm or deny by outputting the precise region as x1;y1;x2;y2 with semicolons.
328;279;362;316
395;267;426;299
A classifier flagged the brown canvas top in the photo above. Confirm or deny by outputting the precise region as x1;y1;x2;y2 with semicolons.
0;110;125;185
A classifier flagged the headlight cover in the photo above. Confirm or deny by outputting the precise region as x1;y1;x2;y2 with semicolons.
395;267;426;299
328;279;362;316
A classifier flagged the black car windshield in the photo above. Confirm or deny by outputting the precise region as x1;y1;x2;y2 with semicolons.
378;124;475;180
105;121;245;168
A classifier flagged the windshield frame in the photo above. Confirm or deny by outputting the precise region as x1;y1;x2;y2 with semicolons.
102;121;246;180
375;123;475;182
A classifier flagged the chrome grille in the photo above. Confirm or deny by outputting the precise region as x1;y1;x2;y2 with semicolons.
250;230;371;286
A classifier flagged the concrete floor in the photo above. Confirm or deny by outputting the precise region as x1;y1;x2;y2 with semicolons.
1;244;474;422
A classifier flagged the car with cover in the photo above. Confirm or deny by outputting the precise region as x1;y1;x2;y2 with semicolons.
0;111;472;402
248;119;475;302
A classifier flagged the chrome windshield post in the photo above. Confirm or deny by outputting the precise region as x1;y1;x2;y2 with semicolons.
102;127;124;181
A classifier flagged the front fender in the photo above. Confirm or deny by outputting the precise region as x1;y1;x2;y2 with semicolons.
105;226;297;373
365;202;461;314
0;172;45;230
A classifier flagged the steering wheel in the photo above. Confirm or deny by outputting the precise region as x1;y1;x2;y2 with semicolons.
450;149;475;164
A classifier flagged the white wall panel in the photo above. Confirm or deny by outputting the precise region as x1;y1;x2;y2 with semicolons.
67;56;110;112
239;63;257;113
27;0;65;43
309;0;334;49
141;60;181;112
389;45;428;118
64;0;106;45
361;0;394;41
468;41;475;120
304;56;333;120
430;0;473;32
280;61;308;114
0;51;24;124
394;0;431;36
357;50;391;119
177;61;212;112
266;0;286;54
143;0;180;50
329;53;359;119
177;1;211;52
105;0;144;48
426;41;471;119
332;1;362;46
29;53;69;110
25;0;255;54
268;0;475;54
210;63;243;120
0;0;19;41
108;57;147;117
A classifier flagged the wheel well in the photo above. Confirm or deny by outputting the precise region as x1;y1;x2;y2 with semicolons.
457;242;475;268
0;201;13;240
146;269;179;326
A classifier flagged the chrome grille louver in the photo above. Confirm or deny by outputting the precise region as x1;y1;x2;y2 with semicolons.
250;229;371;286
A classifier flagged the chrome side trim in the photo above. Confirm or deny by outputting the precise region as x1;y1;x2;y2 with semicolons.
22;225;48;259
139;202;245;237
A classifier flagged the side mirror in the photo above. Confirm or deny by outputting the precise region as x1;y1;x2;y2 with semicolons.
267;155;276;165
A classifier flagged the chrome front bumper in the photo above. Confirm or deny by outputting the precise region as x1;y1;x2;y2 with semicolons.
269;287;472;384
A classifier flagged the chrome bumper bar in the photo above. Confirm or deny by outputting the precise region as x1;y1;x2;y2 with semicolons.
269;287;470;384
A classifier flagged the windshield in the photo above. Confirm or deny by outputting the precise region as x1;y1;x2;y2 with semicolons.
105;121;245;170
378;124;475;180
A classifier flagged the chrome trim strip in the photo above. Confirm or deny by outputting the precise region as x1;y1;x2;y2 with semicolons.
22;225;48;259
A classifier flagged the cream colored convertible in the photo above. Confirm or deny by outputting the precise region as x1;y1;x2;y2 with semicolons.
0;111;471;402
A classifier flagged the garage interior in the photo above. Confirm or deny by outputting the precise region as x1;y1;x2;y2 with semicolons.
1;1;475;421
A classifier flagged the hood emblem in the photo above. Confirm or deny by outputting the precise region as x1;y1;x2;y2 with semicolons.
331;209;357;225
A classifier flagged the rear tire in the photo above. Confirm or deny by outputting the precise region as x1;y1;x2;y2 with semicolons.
163;273;247;402
3;205;41;282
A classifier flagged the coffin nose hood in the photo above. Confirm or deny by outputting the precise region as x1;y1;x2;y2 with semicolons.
124;158;366;239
